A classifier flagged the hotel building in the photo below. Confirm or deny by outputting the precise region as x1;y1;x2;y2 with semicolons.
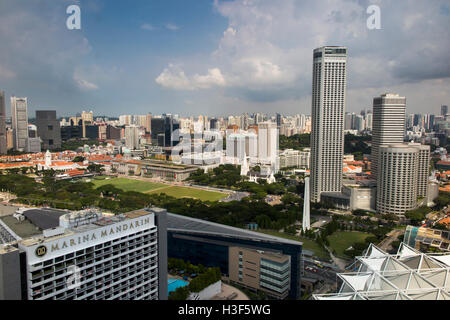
310;46;347;202
0;207;167;300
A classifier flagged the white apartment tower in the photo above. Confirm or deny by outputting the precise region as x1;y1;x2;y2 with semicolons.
125;125;140;150
310;46;348;202
11;96;28;151
257;121;279;172
371;93;406;179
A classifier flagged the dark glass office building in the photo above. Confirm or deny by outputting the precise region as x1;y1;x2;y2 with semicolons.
36;110;61;150
166;213;303;299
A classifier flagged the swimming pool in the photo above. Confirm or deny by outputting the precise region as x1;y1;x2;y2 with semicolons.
168;279;189;295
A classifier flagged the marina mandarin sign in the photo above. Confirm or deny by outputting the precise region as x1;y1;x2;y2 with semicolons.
23;215;155;265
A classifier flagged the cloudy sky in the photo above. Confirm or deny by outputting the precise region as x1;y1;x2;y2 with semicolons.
0;0;449;117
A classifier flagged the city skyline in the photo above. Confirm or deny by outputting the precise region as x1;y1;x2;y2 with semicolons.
0;0;449;117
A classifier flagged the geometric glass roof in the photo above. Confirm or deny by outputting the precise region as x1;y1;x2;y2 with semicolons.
312;243;450;300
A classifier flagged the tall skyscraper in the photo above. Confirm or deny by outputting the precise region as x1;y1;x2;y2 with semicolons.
310;46;347;202
125;125;140;150
408;142;431;198
257;121;279;171
36;110;62;150
146;113;152;134
441;105;448;117
0;91;6;154
371;93;406;179
377;144;419;215
10;96;28;151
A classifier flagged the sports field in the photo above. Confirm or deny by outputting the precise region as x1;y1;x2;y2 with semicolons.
90;177;166;192
90;177;227;201
327;231;374;258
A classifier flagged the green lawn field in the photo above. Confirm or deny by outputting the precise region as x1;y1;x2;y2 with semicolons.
89;177;227;201
90;177;166;193
146;185;227;202
258;230;331;260
327;231;374;258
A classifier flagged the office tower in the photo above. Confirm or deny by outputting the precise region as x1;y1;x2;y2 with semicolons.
10;96;28;151
164;115;179;147
36;110;62;150
365;112;373;131
125;125;140;150
226;133;246;164
441;105;448;117
344;113;353;130
408;142;431;198
371;93;406;179
146;113;152;134
240;113;249;130
0;207;168;300
81;111;93;124
257;121;279;171
355;115;365;132
210;118;218;130
0;91;6;154
377;144;419;215
151;118;165;145
310;46;347;202
407;114;415;129
302;177;311;232
276;113;282;127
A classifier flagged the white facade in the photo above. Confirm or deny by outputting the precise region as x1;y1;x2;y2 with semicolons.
371;93;406;178
125;125;140;150
257;122;279;172
279;149;310;169
310;46;347;202
18;208;161;300
11;97;28;151
377;144;419;215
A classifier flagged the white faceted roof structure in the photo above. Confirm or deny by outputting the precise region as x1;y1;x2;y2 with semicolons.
312;243;450;300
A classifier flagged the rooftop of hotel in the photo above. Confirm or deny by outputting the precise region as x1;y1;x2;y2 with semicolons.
1;207;157;247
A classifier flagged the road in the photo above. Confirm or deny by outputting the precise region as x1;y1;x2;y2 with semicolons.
378;228;404;252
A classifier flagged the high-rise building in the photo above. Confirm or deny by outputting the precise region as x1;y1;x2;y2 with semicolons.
81;110;94;123
310;46;347;202
257;121;279;171
36;110;62;150
377;144;419;215
371;93;406;179
146;113;152;134
408;142;431;198
0;207;168;300
0;91;6;154
125;125;140;150
10;96;28;151
441;105;448;117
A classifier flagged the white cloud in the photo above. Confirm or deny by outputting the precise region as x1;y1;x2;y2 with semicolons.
156;0;450;113
74;73;99;91
165;23;179;31
156;65;226;90
141;23;155;31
